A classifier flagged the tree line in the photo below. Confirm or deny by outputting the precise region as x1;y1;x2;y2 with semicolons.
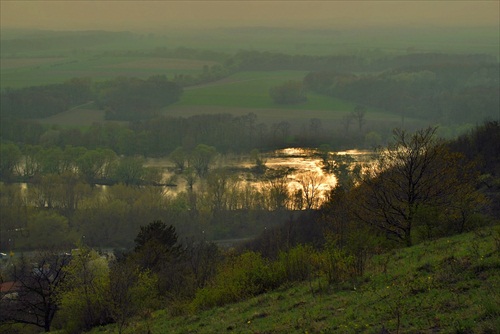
227;50;495;72
2;122;497;253
1;111;373;159
303;62;499;124
0;78;93;119
0;75;182;122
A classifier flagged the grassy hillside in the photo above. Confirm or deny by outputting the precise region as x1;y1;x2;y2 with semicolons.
87;227;500;334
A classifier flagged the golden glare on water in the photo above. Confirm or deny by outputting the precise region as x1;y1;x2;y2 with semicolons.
267;148;336;192
150;148;374;205
16;148;372;210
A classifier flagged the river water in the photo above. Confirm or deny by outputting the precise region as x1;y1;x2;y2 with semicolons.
147;147;373;198
15;148;374;206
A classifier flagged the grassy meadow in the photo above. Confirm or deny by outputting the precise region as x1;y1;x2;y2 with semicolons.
83;227;500;334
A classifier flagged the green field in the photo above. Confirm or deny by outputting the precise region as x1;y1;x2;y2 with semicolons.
174;71;312;109
39;69;406;130
0;55;218;89
83;228;500;334
26;69;413;130
164;70;408;127
2;25;497;129
2;24;498;89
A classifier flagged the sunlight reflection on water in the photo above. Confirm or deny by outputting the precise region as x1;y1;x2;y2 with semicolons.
17;148;372;207
147;147;374;199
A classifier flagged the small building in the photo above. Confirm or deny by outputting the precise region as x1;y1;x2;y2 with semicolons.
0;281;21;300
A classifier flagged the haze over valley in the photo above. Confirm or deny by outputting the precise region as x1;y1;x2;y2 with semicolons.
1;1;499;333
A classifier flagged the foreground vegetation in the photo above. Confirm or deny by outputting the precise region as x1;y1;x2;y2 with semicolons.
85;228;500;334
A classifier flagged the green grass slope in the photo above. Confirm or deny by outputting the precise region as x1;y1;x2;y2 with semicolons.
89;228;500;334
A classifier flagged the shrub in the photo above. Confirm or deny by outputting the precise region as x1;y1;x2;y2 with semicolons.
191;251;277;310
320;236;356;284
275;244;318;282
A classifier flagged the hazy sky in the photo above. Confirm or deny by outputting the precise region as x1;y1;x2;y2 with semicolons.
1;1;499;31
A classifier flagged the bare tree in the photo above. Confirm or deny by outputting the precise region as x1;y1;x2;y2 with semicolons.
354;127;478;246
186;239;221;289
1;250;70;332
341;114;354;134
351;104;367;131
108;261;138;334
189;144;217;178
271;121;291;144
296;171;326;210
205;168;238;213
108;261;158;334
169;146;188;172
264;168;291;210
242;112;257;144
182;166;197;190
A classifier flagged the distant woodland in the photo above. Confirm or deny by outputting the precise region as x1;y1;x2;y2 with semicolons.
1;51;498;156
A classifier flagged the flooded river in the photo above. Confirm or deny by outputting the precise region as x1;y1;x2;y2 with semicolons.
147;147;373;197
15;148;374;207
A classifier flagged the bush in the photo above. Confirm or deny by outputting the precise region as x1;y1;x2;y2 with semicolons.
320;236;356;284
275;244;319;282
191;251;277;310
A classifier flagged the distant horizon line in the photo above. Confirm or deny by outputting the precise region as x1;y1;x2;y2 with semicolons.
2;23;498;34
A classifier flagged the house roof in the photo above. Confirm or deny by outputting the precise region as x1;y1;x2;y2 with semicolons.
0;281;21;293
